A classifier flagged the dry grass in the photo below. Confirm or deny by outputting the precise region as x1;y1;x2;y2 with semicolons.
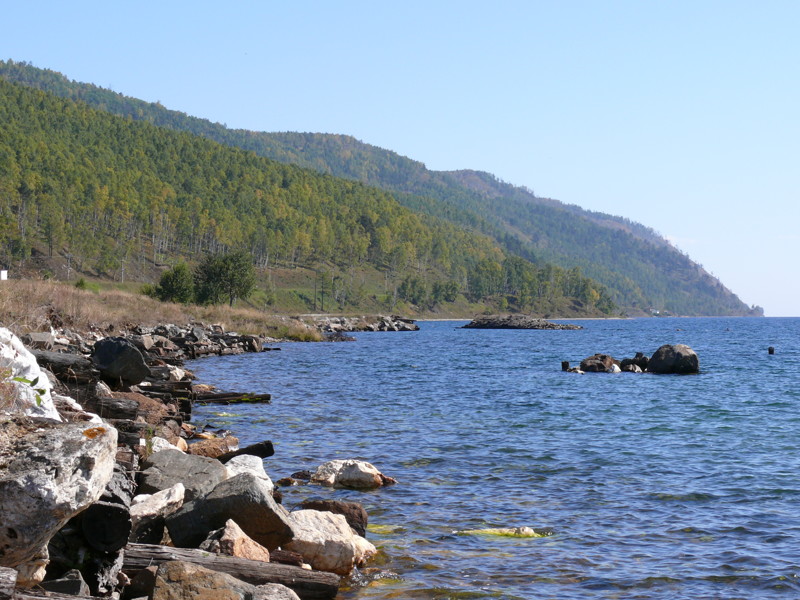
0;280;322;341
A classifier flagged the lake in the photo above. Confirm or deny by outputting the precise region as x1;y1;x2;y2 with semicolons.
188;317;800;599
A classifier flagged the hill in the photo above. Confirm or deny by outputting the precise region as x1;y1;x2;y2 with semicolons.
0;70;615;317
0;59;760;316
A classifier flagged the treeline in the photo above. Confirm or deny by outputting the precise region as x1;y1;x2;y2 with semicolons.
0;74;615;314
0;60;757;315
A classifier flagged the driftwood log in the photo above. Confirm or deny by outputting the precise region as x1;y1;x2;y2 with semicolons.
122;543;339;600
30;350;97;383
195;392;272;405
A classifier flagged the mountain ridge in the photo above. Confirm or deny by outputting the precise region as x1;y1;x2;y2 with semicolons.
0;59;761;316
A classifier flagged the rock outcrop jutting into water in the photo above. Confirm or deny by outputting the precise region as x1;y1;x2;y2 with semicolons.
463;314;583;330
0;324;397;599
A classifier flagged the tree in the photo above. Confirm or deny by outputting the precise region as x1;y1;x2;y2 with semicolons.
194;251;256;307
156;262;194;304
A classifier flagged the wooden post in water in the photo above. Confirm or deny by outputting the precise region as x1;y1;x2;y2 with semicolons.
768;346;775;355
561;361;570;371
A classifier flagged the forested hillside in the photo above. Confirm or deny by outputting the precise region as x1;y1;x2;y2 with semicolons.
0;59;759;315
0;72;616;315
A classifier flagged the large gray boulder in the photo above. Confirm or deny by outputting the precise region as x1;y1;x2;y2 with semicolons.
0;418;117;574
166;473;294;550
138;449;228;502
91;336;151;385
647;344;700;374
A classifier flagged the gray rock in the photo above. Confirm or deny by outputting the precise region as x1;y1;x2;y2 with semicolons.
579;354;616;372
138;449;228;502
129;483;185;544
166;473;293;550
91;337;151;385
153;561;300;600
0;418;117;571
647;344;700;374
40;569;91;596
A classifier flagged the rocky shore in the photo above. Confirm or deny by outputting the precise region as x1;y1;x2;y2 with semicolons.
462;314;583;330
0;322;398;600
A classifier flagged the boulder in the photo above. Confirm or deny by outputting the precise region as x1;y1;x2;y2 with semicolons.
621;363;642;373
40;568;91;596
311;459;397;490
166;473;293;550
225;455;274;492
0;327;61;420
647;344;700;374
285;510;376;576
300;499;368;537
91;336;151;385
0;418;117;575
579;353;616;373
620;352;649;371
199;519;271;562
152;560;300;600
187;435;240;459
129;483;186;544
138;449;228;502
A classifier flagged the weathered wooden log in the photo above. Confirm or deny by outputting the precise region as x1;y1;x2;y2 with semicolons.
80;395;139;420
14;591;94;600
195;392;271;405
123;543;340;600
30;350;97;383
0;566;14;600
216;440;275;464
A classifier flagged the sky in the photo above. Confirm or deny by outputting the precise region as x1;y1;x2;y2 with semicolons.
2;1;798;315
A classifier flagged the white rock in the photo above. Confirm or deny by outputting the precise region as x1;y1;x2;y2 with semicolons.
311;459;390;489
0;420;117;571
0;327;60;420
142;436;181;454
224;455;274;491
131;483;185;521
167;366;186;382
285;510;374;575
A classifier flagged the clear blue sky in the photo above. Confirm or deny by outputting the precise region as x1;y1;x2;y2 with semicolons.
3;1;798;315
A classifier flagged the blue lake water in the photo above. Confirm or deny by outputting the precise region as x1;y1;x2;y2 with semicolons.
187;317;800;599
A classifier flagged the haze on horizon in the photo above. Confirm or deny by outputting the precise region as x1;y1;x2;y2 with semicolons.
2;1;797;316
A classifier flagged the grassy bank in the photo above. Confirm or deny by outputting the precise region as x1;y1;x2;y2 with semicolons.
0;280;323;341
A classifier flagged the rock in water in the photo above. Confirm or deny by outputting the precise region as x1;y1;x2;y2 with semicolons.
462;315;582;330
646;344;700;374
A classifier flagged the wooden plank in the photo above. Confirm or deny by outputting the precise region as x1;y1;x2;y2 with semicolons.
123;543;339;600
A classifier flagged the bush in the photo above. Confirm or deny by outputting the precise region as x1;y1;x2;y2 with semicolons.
156;262;195;304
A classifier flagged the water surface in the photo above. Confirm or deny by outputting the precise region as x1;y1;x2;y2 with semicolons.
188;317;800;599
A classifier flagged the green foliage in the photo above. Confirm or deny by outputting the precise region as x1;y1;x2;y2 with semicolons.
397;275;428;306
155;262;194;304
0;60;621;315
74;277;88;290
194;251;256;307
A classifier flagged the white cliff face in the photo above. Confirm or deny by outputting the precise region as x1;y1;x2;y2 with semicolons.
0;327;61;421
